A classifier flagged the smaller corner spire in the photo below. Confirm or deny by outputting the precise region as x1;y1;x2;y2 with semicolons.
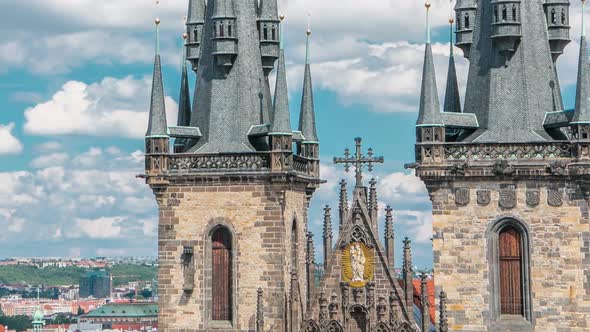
299;19;319;143
323;205;333;239
270;15;292;135
385;205;394;239
443;12;462;114
416;2;443;127
573;0;590;124
439;290;449;332
146;17;169;138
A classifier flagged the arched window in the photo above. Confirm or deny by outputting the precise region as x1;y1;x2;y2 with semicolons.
263;24;268;40
219;22;225;37
193;28;199;42
212;227;232;321
228;22;232;37
561;9;567;25
502;6;507;21
457;17;461;30
465;13;470;28
291;220;298;269
272;25;276;41
551;9;557;24
499;226;523;315
487;218;532;323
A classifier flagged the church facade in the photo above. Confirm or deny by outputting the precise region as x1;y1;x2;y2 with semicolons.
143;0;423;331
411;0;590;331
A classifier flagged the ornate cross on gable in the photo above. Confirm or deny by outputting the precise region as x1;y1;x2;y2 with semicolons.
333;137;384;187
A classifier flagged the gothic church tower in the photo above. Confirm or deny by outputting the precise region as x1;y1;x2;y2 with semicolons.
412;0;590;330
144;0;321;330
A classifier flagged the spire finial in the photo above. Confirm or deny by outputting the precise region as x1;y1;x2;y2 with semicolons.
155;18;161;55
583;0;587;38
279;14;285;49
425;1;432;44
306;12;312;65
449;0;454;56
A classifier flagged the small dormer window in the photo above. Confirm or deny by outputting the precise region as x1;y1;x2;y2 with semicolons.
263;24;268;40
213;24;217;37
193;29;198;42
494;6;498;22
502;6;507;21
228;22;232;37
465;12;470;28
561;9;567;25
272;25;276;41
220;22;225;37
551;9;557;24
512;5;517;21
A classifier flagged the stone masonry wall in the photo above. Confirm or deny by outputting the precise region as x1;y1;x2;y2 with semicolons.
155;177;310;332
431;180;590;332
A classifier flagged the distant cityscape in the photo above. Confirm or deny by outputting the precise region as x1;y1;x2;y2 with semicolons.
0;257;158;332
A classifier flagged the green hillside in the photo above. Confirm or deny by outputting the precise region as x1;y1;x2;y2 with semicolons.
0;264;157;286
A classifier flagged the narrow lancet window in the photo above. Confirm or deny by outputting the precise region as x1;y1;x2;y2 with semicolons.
212;227;232;321
465;13;470;28
499;226;523;316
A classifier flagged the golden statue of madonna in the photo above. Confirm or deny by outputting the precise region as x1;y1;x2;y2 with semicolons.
342;242;375;288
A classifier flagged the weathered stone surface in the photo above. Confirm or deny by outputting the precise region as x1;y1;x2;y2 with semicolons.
154;177;311;331
430;180;590;331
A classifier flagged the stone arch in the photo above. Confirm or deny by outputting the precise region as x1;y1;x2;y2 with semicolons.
486;216;533;325
396;322;413;332
348;305;369;332
373;322;392;332
203;219;238;328
300;319;321;332
324;320;344;332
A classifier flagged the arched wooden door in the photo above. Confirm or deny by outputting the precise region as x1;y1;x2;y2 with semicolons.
499;226;523;315
212;227;232;321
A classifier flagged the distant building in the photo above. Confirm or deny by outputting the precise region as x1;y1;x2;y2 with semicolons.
78;272;110;299
80;303;157;330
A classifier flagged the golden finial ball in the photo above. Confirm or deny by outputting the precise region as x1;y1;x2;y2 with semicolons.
279;14;285;21
306;29;312;36
425;1;431;9
449;18;455;24
155;17;161;25
182;32;188;40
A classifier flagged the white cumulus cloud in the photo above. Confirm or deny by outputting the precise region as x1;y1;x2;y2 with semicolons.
24;76;178;138
0;123;23;155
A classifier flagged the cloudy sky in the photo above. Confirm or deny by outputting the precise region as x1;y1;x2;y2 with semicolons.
0;0;586;268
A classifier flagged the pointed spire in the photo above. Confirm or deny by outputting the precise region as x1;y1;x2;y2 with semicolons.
299;26;319;142
270;17;292;135
256;288;264;332
573;0;590;124
443;15;462;114
417;2;443;127
338;179;349;232
384;205;395;269
323;205;333;271
146;18;169;138
177;35;192;128
420;274;430;332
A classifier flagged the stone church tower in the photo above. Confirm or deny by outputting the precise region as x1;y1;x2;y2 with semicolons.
412;1;590;330
143;0;321;330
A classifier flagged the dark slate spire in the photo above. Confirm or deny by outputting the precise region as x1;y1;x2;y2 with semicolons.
146;19;169;138
270;20;292;134
322;205;333;271
573;2;590;124
189;0;268;153
443;17;461;114
177;40;192;128
416;3;443;127
460;0;565;141
299;29;319;142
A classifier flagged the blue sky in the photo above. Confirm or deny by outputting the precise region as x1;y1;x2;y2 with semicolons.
0;0;585;268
